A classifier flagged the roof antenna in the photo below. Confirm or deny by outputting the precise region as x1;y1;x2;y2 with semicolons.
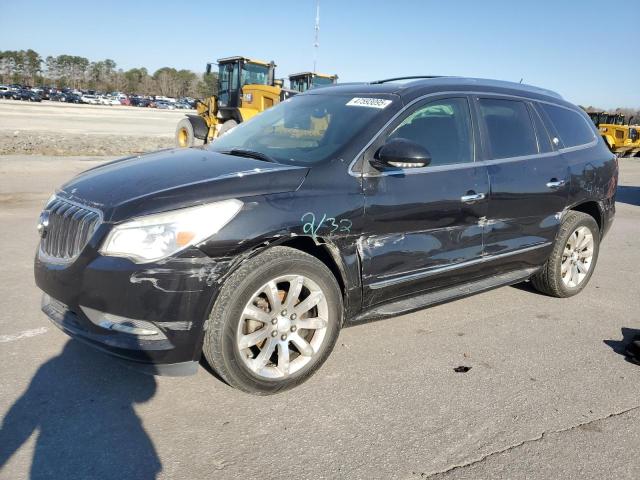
519;78;523;84
313;0;320;73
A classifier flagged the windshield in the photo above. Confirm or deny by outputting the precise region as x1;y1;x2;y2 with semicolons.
290;77;308;92
312;76;334;87
241;63;270;86
209;94;395;165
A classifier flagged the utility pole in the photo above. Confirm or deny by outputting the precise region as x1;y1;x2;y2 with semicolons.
313;0;320;73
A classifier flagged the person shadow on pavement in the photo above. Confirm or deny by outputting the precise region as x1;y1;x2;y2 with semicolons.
0;340;161;479
604;327;640;365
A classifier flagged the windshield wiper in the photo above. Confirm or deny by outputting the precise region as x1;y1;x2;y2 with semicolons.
223;148;278;163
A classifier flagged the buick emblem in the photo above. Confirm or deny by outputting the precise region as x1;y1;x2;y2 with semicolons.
37;211;50;238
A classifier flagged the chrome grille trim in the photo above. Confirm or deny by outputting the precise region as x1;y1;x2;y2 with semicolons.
39;197;102;263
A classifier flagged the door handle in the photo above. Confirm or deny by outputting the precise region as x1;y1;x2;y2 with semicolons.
546;179;566;189
460;192;486;203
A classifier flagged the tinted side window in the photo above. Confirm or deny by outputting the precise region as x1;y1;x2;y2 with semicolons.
528;104;553;153
388;98;473;166
540;104;596;148
478;98;538;159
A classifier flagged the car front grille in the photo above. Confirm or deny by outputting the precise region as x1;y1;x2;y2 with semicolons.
39;197;102;261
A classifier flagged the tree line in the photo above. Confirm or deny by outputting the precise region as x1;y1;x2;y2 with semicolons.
0;49;217;98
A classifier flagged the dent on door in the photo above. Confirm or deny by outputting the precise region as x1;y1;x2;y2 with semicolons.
359;165;489;305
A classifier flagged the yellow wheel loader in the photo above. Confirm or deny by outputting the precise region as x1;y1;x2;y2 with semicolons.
175;56;296;147
289;72;338;92
588;112;640;157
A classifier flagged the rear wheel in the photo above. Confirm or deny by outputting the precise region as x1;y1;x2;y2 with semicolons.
175;118;195;147
203;247;342;394
531;211;600;297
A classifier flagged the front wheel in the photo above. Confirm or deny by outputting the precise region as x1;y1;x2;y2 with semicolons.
203;247;342;394
175;118;195;147
531;211;600;297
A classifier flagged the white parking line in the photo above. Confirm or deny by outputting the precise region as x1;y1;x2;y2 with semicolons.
0;327;48;343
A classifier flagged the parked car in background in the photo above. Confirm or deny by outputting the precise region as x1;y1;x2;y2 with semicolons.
50;92;68;102
6;90;23;100
177;97;196;109
80;94;99;105
174;101;192;110
10;89;42;102
130;96;152;107
155;95;176;103
32;87;56;100
51;92;82;103
97;95;121;106
110;92;127;101
155;100;176;110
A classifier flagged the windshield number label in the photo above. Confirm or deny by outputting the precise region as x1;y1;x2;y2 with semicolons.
302;212;352;239
346;97;392;109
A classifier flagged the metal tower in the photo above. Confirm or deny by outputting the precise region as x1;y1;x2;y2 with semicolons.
313;0;320;72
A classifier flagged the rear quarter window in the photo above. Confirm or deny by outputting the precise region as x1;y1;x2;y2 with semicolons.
540;104;596;148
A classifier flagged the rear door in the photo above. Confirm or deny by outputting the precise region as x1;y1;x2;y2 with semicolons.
475;96;569;270
360;96;489;306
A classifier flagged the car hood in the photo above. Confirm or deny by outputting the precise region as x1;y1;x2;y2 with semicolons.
57;148;309;222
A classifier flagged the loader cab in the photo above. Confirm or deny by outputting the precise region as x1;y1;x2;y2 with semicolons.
588;112;625;127
211;56;275;108
289;72;338;93
603;113;625;126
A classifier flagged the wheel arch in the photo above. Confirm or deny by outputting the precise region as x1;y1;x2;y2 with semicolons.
569;201;602;231
274;236;348;298
213;234;358;317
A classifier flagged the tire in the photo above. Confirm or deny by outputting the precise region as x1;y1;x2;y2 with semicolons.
218;119;238;137
531;211;600;298
202;246;343;395
175;118;195;147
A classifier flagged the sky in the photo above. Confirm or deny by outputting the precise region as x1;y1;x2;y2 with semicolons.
1;0;638;109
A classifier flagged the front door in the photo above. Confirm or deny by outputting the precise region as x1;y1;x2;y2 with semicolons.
359;96;489;306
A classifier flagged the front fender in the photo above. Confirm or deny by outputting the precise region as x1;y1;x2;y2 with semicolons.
186;114;209;140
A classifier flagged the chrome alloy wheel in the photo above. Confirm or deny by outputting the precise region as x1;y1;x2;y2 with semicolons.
561;225;594;288
236;275;329;379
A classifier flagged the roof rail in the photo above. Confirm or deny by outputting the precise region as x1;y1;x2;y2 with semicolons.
370;75;444;84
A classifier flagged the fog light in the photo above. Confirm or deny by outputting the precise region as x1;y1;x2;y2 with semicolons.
80;305;163;337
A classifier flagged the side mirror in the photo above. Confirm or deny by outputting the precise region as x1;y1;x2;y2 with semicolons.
205;63;212;75
372;138;431;170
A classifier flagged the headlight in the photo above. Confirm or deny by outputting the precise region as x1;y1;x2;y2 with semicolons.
243;93;253;103
100;199;243;263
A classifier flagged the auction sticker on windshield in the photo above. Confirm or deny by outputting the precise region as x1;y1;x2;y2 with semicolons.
346;97;393;109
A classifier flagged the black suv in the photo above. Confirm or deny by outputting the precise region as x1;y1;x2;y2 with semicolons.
34;77;617;394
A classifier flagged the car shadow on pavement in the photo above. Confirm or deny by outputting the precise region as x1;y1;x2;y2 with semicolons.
509;280;548;296
604;327;640;366
616;186;640;207
0;340;161;479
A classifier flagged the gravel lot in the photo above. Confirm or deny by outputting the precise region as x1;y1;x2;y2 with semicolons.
0;100;183;155
0;153;639;479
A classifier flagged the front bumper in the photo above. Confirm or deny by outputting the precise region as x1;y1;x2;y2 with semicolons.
35;247;232;375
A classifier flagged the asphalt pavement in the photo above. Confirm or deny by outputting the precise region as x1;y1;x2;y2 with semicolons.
0;155;639;480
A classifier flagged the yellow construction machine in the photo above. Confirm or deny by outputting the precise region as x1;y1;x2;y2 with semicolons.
289;72;338;92
588;112;640;157
175;56;295;147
